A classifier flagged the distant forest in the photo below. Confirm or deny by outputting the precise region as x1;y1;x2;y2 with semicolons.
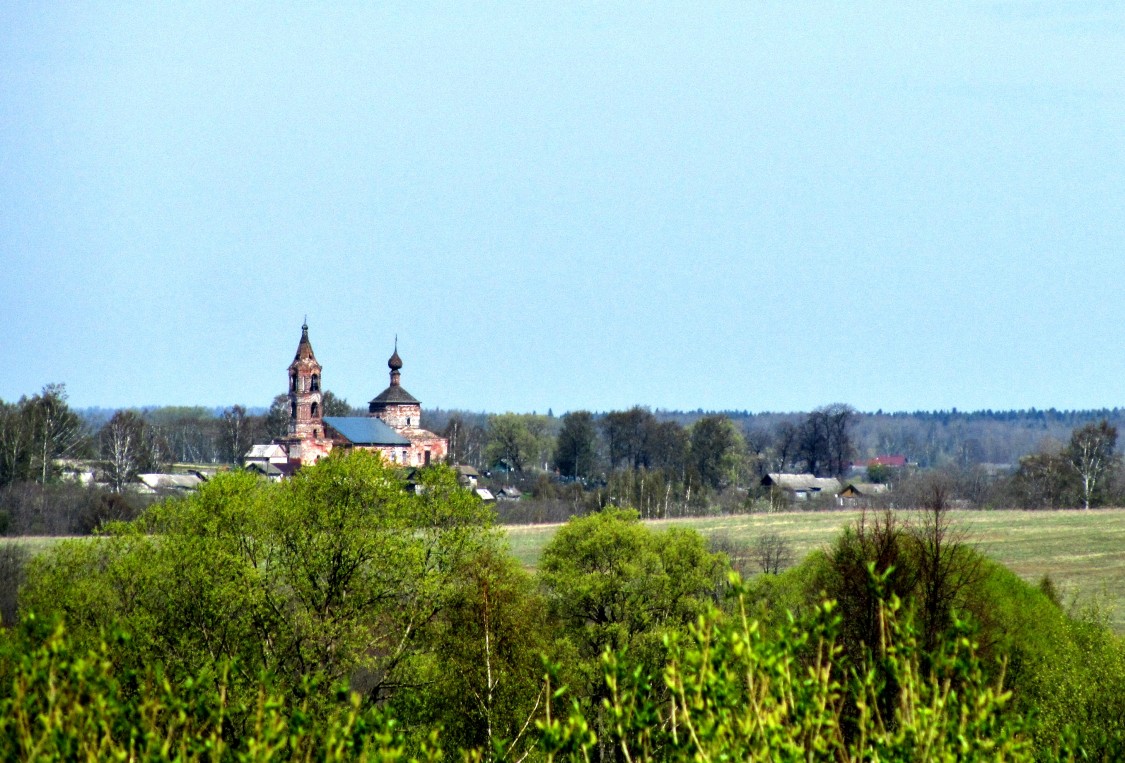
58;398;1125;473
425;405;1125;470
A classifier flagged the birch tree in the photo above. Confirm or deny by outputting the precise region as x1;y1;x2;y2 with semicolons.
0;399;33;487
27;384;86;484
99;411;149;492
1066;420;1118;509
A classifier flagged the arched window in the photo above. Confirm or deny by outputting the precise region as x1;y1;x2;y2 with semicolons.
311;402;319;417
290;373;297;392
311;374;320;392
290;402;297;417
407;417;411;426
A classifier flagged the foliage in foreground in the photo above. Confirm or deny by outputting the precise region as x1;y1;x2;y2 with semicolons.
0;618;440;762
2;579;1036;762
541;580;1030;762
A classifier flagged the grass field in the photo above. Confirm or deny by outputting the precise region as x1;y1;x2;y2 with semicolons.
505;509;1125;633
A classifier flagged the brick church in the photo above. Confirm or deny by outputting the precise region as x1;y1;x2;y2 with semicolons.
270;322;448;469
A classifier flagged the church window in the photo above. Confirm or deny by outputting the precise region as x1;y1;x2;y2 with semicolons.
311;402;319;417
407;417;411;426
424;450;431;465
290;373;296;391
291;402;297;418
311;374;320;392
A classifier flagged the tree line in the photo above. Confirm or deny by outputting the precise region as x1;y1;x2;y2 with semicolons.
4;382;1125;536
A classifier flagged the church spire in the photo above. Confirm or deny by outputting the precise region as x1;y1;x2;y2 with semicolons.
388;338;403;386
294;319;316;363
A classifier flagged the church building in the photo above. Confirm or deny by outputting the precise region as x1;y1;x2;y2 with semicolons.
270;323;448;469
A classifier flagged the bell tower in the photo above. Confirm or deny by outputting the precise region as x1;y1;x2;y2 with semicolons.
288;321;324;439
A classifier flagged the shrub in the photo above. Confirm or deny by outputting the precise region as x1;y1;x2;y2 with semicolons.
539;576;1032;762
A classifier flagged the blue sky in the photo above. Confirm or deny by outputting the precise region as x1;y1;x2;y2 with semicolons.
2;3;1123;414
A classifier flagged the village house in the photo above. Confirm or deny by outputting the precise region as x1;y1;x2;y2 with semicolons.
760;473;842;501
836;481;890;508
254;323;449;471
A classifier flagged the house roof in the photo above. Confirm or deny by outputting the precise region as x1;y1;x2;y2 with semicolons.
323;416;411;446
854;455;908;468
138;473;204;491
369;385;420;406
247;461;284;477
763;473;842;493
840;482;890;496
245;443;287;459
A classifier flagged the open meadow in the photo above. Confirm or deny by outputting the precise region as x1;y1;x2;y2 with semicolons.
505;508;1125;633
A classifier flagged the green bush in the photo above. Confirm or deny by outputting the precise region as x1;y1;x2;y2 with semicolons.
539;574;1032;762
0;617;440;762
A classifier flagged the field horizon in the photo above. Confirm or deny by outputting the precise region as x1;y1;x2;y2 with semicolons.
504;508;1125;633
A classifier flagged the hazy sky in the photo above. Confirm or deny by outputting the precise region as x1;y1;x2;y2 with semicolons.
2;3;1123;414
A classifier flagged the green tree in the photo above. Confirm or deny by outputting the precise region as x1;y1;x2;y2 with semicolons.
485;414;541;472
601;407;656;469
320;390;354;416
688;415;743;490
412;544;550;757
555;411;598;479
1011;450;1075;509
538;509;725;686
266;394;290;437
647;420;688;475
865;462;892;484
19;451;495;719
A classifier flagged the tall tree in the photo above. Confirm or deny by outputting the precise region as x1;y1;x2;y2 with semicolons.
601;407;656;469
99;410;165;492
219;405;255;464
485;414;537;473
1066;419;1119;509
647;420;689;475
266;394;290;438
320;390;353;416
27;384;86;484
538;507;725;676
688;415;743;490
772;420;801;472
443;412;489;467
1011;450;1074;509
798;404;855;477
555;411;598;479
0;399;33;487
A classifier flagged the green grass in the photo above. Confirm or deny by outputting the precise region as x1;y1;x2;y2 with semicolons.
505;509;1125;633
